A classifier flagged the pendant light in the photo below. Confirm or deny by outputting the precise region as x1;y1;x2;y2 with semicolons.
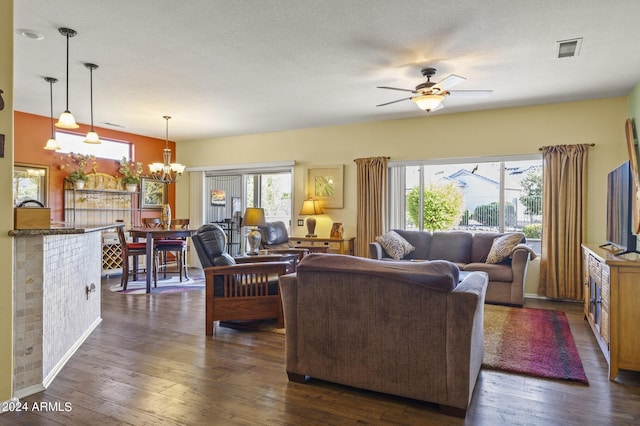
148;116;186;184
43;77;61;151
55;27;79;129
83;63;100;144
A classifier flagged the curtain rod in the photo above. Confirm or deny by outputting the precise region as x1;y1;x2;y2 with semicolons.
538;143;595;151
353;156;391;162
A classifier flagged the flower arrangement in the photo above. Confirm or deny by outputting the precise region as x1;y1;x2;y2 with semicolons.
119;157;144;185
60;152;97;183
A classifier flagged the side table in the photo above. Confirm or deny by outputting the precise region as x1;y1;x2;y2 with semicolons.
291;236;355;255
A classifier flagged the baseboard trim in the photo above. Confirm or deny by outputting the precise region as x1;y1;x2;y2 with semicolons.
14;317;102;399
524;293;583;304
42;317;103;390
13;384;46;400
524;293;547;300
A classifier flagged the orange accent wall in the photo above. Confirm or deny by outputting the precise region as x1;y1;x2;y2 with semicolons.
14;111;176;222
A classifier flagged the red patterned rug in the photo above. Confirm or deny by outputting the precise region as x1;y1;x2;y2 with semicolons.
483;305;589;384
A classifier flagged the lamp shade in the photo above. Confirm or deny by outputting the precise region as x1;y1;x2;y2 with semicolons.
44;138;61;151
412;94;445;111
84;130;101;144
299;199;324;215
243;207;266;227
56;111;79;129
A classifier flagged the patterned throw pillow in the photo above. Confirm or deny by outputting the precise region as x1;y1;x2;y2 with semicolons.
375;231;415;260
486;233;525;264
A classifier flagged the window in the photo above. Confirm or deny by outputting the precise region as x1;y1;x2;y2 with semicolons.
56;131;131;160
389;156;542;252
13;163;48;207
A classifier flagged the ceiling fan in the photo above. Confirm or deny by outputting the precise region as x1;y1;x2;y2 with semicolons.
377;67;492;112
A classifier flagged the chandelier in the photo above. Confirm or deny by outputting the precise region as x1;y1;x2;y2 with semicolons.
148;116;185;184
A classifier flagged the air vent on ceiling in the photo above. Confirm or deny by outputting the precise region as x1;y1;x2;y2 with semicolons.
101;122;125;128
556;38;583;58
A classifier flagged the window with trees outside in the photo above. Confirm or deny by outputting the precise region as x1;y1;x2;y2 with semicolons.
388;155;542;253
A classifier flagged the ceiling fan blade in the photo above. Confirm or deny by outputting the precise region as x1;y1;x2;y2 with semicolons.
377;86;416;93
433;74;466;91
376;97;412;107
447;89;493;98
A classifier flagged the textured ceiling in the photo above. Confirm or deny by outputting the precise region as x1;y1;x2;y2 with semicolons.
12;0;640;142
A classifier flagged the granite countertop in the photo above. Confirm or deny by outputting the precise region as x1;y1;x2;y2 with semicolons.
8;223;123;237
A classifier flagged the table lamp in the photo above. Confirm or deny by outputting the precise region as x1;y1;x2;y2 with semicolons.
299;199;324;237
243;207;266;255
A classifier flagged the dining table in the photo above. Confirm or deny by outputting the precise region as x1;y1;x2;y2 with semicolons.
129;226;198;293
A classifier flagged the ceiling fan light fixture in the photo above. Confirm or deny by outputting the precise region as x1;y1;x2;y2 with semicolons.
412;94;445;112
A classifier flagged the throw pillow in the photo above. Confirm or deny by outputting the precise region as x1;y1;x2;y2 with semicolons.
486;233;525;264
375;231;415;260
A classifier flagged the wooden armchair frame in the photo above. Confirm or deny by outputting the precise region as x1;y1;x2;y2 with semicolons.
204;261;288;335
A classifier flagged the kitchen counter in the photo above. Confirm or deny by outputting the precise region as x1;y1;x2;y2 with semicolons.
12;223;122;398
9;223;120;237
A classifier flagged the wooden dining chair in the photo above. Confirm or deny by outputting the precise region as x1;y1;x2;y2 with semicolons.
115;221;157;290
143;217;190;281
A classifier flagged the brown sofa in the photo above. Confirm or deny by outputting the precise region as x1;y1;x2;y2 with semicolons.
279;254;488;417
369;230;536;306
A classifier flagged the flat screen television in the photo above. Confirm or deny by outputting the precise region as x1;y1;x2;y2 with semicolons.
602;161;638;255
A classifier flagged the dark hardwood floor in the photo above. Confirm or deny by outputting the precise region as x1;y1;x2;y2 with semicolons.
3;270;640;425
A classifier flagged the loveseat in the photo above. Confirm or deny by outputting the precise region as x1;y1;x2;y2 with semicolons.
279;254;488;417
369;230;536;306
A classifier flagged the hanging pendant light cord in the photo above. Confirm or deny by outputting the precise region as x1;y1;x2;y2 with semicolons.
164;115;171;149
65;32;70;111
89;65;95;130
49;79;55;137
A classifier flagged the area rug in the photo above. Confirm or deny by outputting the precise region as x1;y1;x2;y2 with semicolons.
483;304;589;384
109;275;205;295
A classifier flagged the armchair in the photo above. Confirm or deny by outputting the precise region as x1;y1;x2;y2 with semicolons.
259;221;311;261
192;224;288;335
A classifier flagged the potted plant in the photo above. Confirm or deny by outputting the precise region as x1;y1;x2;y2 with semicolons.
60;152;96;190
119;157;144;191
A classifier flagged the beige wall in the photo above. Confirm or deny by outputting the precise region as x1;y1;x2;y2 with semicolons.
1;0;14;402
178;97;629;247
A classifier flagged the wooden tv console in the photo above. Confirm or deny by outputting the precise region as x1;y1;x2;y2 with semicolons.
582;244;640;380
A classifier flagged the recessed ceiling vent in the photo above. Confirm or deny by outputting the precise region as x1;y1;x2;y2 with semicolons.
557;38;583;58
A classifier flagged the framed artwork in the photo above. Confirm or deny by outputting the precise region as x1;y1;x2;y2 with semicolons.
306;164;344;208
140;177;167;209
211;189;226;206
625;118;640;233
13;163;49;207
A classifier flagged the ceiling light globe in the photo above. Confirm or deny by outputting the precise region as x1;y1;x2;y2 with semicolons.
55;111;79;129
412;94;445;112
44;138;61;151
84;130;101;144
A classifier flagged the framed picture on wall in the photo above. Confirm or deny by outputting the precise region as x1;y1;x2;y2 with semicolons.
13;163;49;207
140;177;167;209
306;164;344;209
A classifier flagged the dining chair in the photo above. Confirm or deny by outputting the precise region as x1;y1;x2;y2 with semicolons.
143;217;190;281
115;221;157;290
